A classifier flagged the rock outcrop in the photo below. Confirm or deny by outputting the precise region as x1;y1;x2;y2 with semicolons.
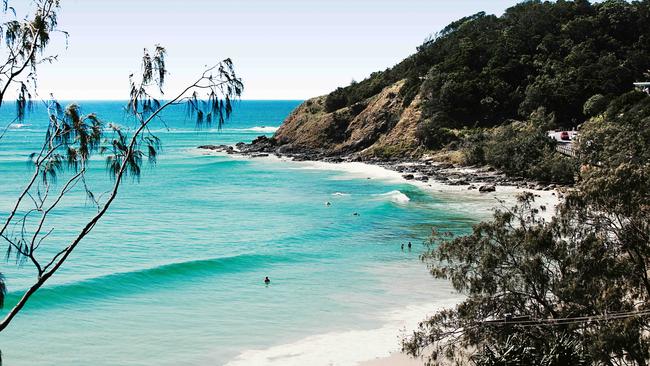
273;80;423;159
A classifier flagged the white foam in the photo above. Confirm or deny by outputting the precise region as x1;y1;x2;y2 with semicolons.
245;126;279;133
374;190;410;204
196;150;560;220
198;151;559;218
332;192;351;197
290;161;558;218
223;299;460;366
8;123;30;129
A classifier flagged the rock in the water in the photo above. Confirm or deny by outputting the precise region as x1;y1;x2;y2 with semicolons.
239;135;277;154
197;144;233;153
479;185;496;193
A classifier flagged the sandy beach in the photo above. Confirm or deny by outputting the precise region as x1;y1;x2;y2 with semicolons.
359;352;425;366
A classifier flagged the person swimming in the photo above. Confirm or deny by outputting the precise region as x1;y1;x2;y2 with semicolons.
264;276;270;284
401;243;404;250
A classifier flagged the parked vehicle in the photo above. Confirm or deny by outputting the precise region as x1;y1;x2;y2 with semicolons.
560;131;570;140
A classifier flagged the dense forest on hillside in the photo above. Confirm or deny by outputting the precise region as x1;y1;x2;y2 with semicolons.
325;0;650;131
404;89;650;366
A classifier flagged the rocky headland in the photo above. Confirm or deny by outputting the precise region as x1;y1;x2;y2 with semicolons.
198;76;567;192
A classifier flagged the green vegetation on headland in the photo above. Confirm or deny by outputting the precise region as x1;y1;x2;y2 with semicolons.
404;88;650;365
273;0;650;185
324;0;649;129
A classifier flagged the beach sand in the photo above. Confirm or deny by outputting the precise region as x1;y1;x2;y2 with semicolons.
359;352;425;366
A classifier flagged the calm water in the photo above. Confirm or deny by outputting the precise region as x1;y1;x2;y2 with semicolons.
0;101;488;365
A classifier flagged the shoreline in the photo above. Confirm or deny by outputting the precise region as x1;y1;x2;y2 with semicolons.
199;136;571;193
223;300;460;366
197;143;562;219
197;142;561;365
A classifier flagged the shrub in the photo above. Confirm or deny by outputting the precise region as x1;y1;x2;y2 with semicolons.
416;112;457;149
583;94;608;117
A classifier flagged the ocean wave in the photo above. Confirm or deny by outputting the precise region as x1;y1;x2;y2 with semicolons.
3;253;288;309
241;126;279;133
8;123;31;129
374;190;410;204
331;192;350;197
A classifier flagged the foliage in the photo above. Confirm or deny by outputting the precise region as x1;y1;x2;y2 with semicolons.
583;94;608;117
472;333;588;366
526;148;578;184
0;0;63;120
0;0;63;312
458;109;577;184
403;92;650;365
322;0;650;130
368;144;415;160
415;112;456;149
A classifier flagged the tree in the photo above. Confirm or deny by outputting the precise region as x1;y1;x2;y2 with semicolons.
0;0;63;312
0;1;243;332
319;0;650;132
583;94;608;117
403;92;650;365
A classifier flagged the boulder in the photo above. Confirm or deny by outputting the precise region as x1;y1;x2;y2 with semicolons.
276;144;294;154
479;185;496;193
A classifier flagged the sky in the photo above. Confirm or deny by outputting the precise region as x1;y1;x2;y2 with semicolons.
26;0;519;100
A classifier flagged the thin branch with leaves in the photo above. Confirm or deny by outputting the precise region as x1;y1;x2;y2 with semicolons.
0;44;242;332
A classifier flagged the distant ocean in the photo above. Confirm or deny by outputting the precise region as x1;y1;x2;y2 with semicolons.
0;100;498;365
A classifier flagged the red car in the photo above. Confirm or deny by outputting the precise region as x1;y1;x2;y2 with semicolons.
560;131;570;141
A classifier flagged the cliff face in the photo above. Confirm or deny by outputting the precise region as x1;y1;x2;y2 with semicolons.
274;80;424;158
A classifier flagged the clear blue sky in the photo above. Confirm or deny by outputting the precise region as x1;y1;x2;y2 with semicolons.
33;0;520;100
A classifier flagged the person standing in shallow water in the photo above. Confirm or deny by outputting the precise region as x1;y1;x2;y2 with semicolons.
264;276;270;284
408;241;412;250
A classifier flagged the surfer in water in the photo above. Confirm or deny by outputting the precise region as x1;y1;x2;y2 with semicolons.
264;276;271;284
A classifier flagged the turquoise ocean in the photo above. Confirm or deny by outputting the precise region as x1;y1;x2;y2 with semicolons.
0;101;497;365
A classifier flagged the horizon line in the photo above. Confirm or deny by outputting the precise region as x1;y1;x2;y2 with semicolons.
1;98;307;104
